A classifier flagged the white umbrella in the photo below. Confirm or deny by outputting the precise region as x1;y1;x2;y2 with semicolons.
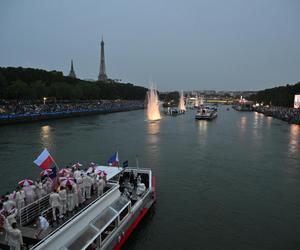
60;177;75;187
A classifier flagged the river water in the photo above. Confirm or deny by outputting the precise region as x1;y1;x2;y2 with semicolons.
0;106;300;249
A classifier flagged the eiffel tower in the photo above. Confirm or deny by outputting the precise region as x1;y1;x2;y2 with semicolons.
68;60;76;78
98;37;108;81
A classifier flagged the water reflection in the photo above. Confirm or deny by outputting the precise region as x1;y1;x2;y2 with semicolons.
195;121;208;145
146;121;160;162
147;121;160;145
240;116;247;131
266;116;273;128
235;115;247;137
253;112;264;129
289;124;300;155
252;112;265;149
40;125;52;149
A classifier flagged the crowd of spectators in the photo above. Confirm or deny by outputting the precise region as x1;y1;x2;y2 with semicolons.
0;100;144;116
255;106;300;124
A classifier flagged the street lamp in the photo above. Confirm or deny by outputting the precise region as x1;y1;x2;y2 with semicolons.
43;97;47;105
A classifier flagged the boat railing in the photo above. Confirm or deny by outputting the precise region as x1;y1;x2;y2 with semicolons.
19;194;50;226
30;182;119;250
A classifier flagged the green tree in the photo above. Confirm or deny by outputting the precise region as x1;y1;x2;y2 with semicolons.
7;80;30;99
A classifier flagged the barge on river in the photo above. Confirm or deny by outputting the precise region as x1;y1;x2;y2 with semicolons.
195;107;218;120
0;166;156;250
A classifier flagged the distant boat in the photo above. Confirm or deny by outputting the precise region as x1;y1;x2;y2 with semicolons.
232;97;254;111
232;104;253;111
195;107;217;120
164;107;184;116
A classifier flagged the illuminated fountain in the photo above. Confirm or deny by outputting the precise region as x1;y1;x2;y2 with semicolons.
178;91;186;112
199;95;204;106
146;86;161;121
194;94;199;108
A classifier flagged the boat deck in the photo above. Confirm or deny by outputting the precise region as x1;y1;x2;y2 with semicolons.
0;169;153;250
0;185;113;250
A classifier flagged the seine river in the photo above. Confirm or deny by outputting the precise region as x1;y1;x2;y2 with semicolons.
1;106;300;249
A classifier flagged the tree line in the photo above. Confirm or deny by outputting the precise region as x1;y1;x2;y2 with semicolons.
0;67;148;100
248;82;300;107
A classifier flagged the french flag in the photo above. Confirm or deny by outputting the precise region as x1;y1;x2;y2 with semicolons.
107;152;119;167
34;149;55;170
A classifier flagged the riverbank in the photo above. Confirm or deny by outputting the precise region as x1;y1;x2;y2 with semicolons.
0;100;144;125
254;106;300;125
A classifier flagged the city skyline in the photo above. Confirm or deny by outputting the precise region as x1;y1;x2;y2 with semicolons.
0;0;299;91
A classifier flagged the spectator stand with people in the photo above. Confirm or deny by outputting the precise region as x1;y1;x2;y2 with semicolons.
0;100;145;125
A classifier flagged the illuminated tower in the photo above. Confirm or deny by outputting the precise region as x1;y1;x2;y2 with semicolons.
98;37;107;81
68;60;76;78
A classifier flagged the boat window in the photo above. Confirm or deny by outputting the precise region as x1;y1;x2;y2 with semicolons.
100;218;117;242
119;205;130;222
92;208;117;231
140;173;149;188
110;173;120;182
67;225;98;250
110;196;130;212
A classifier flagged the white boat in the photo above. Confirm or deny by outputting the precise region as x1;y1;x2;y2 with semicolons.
195;107;217;120
2;166;156;250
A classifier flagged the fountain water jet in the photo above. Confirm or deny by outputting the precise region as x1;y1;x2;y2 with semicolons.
194;94;199;108
178;91;186;112
146;86;161;121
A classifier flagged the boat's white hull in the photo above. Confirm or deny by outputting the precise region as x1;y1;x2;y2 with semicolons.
104;181;155;250
195;112;217;120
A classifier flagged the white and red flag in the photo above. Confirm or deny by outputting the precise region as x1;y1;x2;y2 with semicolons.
34;149;55;170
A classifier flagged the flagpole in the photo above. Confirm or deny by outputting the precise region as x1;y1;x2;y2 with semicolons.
52;157;60;170
117;151;120;169
48;149;59;170
135;155;139;169
47;150;60;191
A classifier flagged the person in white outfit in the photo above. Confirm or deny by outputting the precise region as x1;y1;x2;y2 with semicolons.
72;183;79;209
90;172;97;195
137;175;142;184
4;219;23;250
58;186;67;215
73;169;81;179
35;181;46;199
15;187;25;211
76;175;85;205
82;174;93;199
49;190;62;221
8;192;16;204
6;208;18;226
3;197;16;213
96;177;105;196
66;185;75;212
43;178;53;194
23;185;36;204
35;215;49;239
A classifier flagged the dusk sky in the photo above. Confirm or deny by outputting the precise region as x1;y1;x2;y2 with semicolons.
0;0;299;91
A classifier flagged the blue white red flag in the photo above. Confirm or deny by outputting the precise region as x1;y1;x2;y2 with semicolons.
33;149;55;170
122;160;128;168
107;152;119;166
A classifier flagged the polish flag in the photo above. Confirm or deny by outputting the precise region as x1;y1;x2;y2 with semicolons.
33;149;55;170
